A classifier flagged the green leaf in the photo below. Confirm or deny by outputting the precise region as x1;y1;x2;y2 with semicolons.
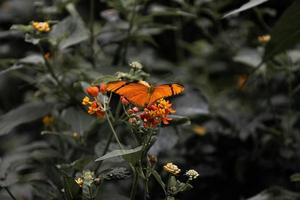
63;176;80;200
247;186;300;200
10;24;33;32
95;146;143;162
168;115;191;126
291;173;300;182
0;101;54;136
61;107;96;136
99;193;130;200
0;64;23;76
223;0;268;18
264;0;300;60
50;15;89;50
150;169;166;194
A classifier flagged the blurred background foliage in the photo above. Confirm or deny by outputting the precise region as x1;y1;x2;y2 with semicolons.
0;0;300;199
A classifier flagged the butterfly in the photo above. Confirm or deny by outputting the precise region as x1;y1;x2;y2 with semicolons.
106;80;184;107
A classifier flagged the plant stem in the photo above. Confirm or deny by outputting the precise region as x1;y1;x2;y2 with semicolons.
38;45;76;102
89;0;96;68
105;112;124;150
122;0;138;64
94;130;114;171
4;187;17;200
130;167;139;200
144;177;149;200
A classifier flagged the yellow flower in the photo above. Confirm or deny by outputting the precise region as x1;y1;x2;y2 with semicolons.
32;21;51;32
163;163;181;175
75;177;84;187
185;169;199;180
258;34;271;44
42;115;54;127
193;125;206;136
82;96;91;105
82;96;105;119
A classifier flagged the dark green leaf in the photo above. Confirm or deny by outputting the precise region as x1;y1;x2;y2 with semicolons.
95;146;143;162
50;15;89;50
247;186;300;200
291;173;300;182
264;0;300;59
150;169;166;194
61;107;96;136
0;101;54;136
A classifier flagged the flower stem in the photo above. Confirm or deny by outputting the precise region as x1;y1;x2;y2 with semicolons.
130;167;139;200
38;45;76;102
89;0;96;68
121;0;138;64
94;130;114;171
105;112;124;150
4;187;17;200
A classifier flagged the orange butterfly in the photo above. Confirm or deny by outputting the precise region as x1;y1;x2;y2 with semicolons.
106;80;184;107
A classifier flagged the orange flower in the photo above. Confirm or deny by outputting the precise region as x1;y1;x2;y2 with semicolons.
237;74;248;90
86;86;99;97
44;52;51;60
140;99;175;128
258;34;271;44
82;96;105;118
32;21;51;32
99;83;107;94
193;125;206;136
42;115;54;127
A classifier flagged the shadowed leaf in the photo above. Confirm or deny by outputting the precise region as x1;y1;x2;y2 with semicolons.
0;101;54;136
95;146;143;162
264;0;300;59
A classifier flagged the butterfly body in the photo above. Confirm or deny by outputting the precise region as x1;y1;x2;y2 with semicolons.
106;80;184;107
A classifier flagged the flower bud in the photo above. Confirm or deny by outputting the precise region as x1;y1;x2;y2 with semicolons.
120;96;129;105
99;83;107;94
86;86;99;97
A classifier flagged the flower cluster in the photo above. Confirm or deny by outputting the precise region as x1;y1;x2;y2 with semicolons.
82;96;105;118
75;170;97;188
42;115;54;127
163;163;181;175
32;21;51;32
258;34;271;44
140;99;175;128
185;169;199;180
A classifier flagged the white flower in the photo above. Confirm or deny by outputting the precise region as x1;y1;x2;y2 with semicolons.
185;169;199;180
129;61;143;69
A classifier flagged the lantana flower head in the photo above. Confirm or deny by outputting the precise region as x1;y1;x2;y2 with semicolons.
82;96;105;118
140;99;175;128
185;169;199;180
163;162;181;175
32;21;51;32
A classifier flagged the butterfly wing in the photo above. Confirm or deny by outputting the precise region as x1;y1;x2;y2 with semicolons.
148;83;184;105
106;81;150;107
106;81;127;92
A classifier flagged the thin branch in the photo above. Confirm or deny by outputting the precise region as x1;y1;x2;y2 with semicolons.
4;187;17;200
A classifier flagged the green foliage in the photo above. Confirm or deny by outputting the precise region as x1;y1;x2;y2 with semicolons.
264;0;300;59
0;0;300;199
0;102;54;136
